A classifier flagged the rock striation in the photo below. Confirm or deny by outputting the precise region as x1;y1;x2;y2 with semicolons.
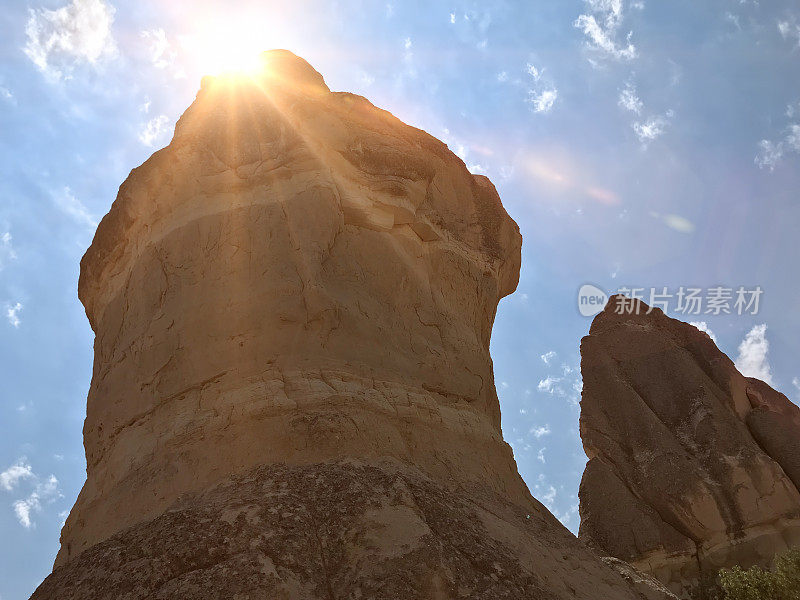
578;296;800;597
32;51;660;599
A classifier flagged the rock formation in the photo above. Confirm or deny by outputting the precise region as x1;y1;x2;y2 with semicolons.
578;296;800;597
31;51;662;599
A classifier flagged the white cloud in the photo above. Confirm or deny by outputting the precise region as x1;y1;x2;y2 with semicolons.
13;497;38;528
359;72;375;87
689;321;717;344
618;81;642;114
778;19;800;47
735;324;773;385
540;484;557;508
13;475;60;529
138;114;171;147
24;0;117;79
756;113;800;170
690;321;718;343
574;0;637;61
449;13;456;24
6;302;23;328
726;12;741;30
0;459;34;491
141;28;176;69
526;63;542;81
787;124;800;152
530;88;558;113
2;461;62;529
538;376;561;393
530;424;551;438
537;447;547;463
54;186;97;228
0;231;17;270
633;111;672;144
793;377;800;398
541;350;557;365
440;128;489;175
0;86;14;105
496;71;508;82
755;139;784;170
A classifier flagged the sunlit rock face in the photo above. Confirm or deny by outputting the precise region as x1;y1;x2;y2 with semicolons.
578;296;800;598
34;51;656;599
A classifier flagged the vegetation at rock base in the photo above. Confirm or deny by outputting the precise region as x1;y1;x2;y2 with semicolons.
692;549;800;600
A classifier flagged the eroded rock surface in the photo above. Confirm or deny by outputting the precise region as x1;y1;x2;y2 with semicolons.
578;296;800;597
34;461;654;600
32;51;655;599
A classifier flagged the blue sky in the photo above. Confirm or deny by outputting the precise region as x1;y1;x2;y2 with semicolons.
2;0;800;597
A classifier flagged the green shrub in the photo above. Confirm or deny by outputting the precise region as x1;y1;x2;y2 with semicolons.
687;572;725;600
717;549;800;600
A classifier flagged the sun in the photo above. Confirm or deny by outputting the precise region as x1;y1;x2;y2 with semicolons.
182;19;269;76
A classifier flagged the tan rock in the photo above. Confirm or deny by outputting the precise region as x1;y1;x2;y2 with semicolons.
33;51;654;599
578;295;800;597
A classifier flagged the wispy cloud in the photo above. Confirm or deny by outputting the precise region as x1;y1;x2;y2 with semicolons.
0;231;17;270
690;321;718;343
1;460;62;529
541;350;557;365
633;110;673;145
530;88;558;113
778;18;800;47
756;139;785;170
526;63;542;82
6;302;23;328
53;187;97;228
530;424;551;438
138;115;171;148
756;121;800;171
525;63;558;114
24;0;117;80
141;28;176;70
540;484;556;507
0;459;34;491
538;376;562;393
13;475;61;529
618;81;643;114
735;324;773;385
0;86;14;105
440;127;492;175
574;0;638;61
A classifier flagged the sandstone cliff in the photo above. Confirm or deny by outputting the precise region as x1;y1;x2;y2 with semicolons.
31;51;661;599
578;296;800;597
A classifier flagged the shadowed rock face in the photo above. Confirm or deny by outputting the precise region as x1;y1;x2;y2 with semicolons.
578;296;800;597
33;461;660;600
33;51;658;599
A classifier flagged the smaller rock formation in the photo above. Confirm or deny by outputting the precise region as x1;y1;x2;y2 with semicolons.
578;296;800;597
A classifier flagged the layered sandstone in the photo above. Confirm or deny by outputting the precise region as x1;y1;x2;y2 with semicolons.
32;51;660;599
578;296;800;597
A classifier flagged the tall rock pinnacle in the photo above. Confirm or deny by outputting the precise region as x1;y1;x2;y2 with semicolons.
578;296;800;597
31;52;661;599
